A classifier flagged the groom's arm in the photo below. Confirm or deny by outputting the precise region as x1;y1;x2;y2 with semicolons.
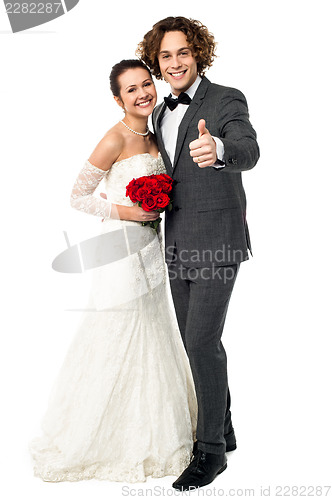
216;87;260;173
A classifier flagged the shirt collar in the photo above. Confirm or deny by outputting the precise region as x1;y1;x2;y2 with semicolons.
171;75;202;99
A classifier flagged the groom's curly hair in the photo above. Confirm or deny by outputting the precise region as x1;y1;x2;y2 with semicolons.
136;17;217;79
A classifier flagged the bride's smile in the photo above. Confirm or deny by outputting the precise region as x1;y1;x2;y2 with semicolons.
135;98;153;108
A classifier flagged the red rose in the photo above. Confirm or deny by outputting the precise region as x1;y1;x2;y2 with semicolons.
144;177;162;195
155;193;170;209
136;187;151;201
157;174;173;184
156;174;173;193
126;180;139;202
126;177;149;202
141;195;159;212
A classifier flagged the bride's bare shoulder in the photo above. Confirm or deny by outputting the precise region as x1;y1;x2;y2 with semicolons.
102;123;126;150
88;125;124;170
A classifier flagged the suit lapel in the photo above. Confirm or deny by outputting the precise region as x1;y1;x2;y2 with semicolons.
172;77;210;173
153;102;173;176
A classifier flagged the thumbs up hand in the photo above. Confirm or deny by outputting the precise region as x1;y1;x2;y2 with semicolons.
189;119;217;168
198;118;209;138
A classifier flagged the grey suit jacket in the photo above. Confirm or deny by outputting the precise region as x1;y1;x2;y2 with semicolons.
152;77;260;267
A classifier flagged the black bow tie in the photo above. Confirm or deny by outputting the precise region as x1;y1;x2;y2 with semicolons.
164;92;192;111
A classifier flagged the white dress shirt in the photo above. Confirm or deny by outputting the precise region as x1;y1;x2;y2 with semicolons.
160;75;225;168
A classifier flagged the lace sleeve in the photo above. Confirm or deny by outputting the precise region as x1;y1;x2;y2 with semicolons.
70;160;112;218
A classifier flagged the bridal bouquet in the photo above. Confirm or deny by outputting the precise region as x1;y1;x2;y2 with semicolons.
126;173;173;230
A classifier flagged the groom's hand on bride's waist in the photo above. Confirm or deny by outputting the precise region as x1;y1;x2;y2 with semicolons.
189;119;217;168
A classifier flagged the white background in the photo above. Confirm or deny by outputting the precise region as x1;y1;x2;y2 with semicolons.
1;1;331;498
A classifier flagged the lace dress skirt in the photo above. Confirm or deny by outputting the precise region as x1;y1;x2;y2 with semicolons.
29;219;197;482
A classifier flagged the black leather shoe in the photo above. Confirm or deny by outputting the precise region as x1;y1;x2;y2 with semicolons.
192;429;237;456
172;450;227;490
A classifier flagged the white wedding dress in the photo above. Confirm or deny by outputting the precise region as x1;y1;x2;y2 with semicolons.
29;153;197;483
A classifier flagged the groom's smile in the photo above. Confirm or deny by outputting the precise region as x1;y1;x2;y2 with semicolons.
158;31;198;96
169;70;187;79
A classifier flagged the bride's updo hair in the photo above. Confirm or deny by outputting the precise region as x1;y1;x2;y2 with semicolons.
109;59;153;97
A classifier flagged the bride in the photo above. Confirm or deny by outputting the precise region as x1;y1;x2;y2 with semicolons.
29;59;197;483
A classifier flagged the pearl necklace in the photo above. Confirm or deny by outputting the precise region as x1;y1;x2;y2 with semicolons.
120;120;149;136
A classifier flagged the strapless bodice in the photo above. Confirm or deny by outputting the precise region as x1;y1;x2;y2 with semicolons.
104;153;166;206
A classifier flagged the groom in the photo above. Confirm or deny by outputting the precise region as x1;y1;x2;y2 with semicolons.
137;16;259;490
